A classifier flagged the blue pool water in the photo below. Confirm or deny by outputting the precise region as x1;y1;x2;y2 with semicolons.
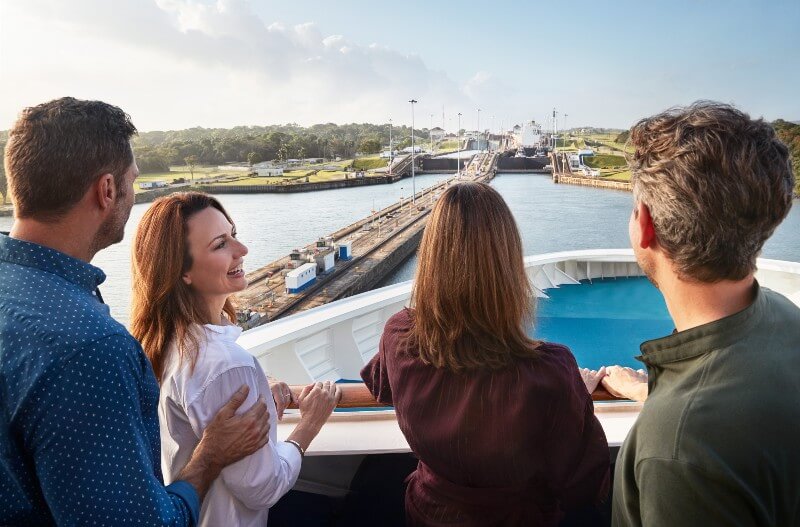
532;277;673;370
338;277;670;410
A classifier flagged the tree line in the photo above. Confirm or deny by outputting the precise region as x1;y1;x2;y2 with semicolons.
1;121;798;203
132;122;423;173
773;120;800;193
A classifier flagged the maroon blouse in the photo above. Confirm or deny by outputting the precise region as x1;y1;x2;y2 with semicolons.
361;309;610;526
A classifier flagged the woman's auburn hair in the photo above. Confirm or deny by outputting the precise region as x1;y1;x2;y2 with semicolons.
130;192;237;383
406;181;541;372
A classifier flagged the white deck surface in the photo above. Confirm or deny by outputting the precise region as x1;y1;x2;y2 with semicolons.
277;402;642;456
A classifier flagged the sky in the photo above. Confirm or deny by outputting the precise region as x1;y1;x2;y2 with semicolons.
1;0;798;132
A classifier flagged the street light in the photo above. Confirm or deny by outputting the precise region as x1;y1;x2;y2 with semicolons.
457;112;462;179
409;99;417;204
477;108;481;151
388;118;393;179
552;108;558;150
430;113;434;155
491;115;495;152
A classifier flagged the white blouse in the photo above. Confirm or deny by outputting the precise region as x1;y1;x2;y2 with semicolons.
159;322;301;527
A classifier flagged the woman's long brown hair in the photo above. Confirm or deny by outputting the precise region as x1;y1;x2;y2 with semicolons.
407;182;541;371
130;192;237;383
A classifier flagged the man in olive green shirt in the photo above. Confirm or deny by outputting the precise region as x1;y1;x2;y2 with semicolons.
608;102;799;526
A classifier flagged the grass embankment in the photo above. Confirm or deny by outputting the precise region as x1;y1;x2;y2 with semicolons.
436;140;461;154
352;156;388;170
583;154;626;169
582;154;631;181
135;168;228;193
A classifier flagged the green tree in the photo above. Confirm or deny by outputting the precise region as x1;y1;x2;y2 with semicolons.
184;155;198;182
0;139;7;204
247;151;262;166
359;138;381;154
0;165;7;205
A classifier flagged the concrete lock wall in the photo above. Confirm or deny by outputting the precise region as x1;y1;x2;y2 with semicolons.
496;157;550;172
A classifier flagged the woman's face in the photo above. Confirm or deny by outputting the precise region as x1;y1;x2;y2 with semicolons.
182;206;249;302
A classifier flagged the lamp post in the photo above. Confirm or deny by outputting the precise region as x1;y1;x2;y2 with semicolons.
430;113;434;155
388;118;393;178
409;99;417;204
490;115;495;152
564;113;568;145
477;108;481;151
552;108;557;149
457;112;462;179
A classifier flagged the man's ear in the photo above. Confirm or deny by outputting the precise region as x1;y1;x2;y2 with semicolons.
637;202;657;249
94;173;116;211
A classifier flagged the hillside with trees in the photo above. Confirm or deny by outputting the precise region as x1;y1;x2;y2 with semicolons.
773;120;800;194
132;122;422;173
1;120;798;202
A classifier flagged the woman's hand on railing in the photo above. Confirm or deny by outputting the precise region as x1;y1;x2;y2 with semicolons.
297;381;341;427
285;381;342;453
270;381;295;420
579;367;606;394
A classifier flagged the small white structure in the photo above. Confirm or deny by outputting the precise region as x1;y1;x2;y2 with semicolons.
338;241;353;261
253;167;284;177
138;181;168;190
285;263;317;294
315;252;335;274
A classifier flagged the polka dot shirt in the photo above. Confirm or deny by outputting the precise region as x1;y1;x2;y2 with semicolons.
0;234;199;526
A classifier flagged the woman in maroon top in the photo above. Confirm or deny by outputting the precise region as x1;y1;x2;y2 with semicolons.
361;182;610;526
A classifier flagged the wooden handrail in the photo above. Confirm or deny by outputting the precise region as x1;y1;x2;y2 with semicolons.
285;382;624;409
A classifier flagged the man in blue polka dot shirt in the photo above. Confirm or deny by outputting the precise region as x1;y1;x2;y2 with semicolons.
0;98;270;526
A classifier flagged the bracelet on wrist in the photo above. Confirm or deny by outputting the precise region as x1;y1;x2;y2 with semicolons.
285;439;305;457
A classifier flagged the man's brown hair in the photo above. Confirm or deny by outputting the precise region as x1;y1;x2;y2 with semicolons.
629;101;794;282
4;97;137;220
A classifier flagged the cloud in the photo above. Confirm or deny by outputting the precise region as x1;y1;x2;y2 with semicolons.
0;0;473;130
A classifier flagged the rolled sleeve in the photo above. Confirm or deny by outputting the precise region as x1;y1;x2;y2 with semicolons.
360;332;394;405
186;366;302;510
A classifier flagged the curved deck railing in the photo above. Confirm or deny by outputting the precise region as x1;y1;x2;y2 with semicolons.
240;249;800;402
248;249;800;453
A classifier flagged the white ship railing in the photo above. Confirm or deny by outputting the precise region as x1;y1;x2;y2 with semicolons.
237;249;800;454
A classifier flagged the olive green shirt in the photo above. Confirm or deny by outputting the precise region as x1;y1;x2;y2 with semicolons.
613;284;800;526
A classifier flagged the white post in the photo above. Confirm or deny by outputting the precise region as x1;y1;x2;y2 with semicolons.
553;108;558;150
477;108;481;151
457;112;462;179
409;99;417;204
430;113;434;155
389;118;393;178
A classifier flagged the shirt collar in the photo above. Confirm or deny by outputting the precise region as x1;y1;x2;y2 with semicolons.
203;320;243;341
0;233;106;294
636;280;763;367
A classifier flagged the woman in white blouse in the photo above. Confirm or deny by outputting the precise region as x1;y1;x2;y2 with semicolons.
130;192;340;526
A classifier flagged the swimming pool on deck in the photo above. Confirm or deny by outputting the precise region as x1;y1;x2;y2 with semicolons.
336;276;670;405
533;276;672;370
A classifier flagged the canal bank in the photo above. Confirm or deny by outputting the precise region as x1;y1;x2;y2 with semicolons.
553;173;632;191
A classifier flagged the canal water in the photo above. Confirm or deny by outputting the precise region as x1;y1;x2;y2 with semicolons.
1;173;798;368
